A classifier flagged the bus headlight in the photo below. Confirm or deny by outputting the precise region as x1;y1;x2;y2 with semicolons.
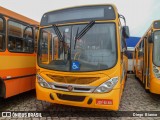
37;74;51;88
94;77;118;93
153;66;160;79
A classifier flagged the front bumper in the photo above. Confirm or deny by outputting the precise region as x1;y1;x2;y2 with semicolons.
36;82;121;111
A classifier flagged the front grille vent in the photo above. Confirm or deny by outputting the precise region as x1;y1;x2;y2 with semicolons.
46;74;99;84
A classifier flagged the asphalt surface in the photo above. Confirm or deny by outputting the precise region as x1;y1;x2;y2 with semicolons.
0;74;160;120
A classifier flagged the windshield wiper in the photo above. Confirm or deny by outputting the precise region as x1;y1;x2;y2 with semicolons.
52;25;67;59
74;27;79;49
74;21;95;49
52;25;63;42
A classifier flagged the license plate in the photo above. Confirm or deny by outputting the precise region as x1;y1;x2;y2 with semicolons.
96;99;113;105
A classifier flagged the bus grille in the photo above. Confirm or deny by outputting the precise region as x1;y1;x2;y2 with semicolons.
46;74;99;84
56;93;85;102
48;82;96;93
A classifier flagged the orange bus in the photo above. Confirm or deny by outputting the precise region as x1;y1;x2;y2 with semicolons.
36;4;129;110
134;20;160;94
0;6;39;98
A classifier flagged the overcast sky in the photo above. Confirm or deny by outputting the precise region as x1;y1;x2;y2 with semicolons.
1;0;160;37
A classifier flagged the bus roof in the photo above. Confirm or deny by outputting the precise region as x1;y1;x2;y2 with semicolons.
0;6;39;25
46;4;118;14
40;4;118;26
135;20;160;48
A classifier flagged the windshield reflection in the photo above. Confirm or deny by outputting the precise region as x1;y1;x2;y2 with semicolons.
38;23;117;71
153;31;160;66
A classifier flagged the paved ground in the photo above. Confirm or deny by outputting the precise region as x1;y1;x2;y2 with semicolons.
0;74;160;120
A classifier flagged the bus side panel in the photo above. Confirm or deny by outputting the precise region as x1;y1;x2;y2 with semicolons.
19;76;36;93
149;44;160;94
32;76;36;89
138;53;143;81
0;55;36;98
4;76;35;98
132;51;135;73
136;41;144;81
135;47;142;80
143;38;149;89
4;80;19;98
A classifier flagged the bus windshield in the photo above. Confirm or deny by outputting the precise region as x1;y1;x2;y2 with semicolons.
38;23;117;71
153;31;160;66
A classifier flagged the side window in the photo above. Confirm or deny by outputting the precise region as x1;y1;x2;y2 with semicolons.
24;27;34;52
139;40;144;52
8;20;34;53
0;17;5;51
138;42;141;49
138;42;141;51
138;41;144;57
40;30;49;62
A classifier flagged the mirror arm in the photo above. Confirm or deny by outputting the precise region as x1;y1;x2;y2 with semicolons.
119;14;126;26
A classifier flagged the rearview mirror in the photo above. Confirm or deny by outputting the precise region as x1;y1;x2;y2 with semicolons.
122;26;130;38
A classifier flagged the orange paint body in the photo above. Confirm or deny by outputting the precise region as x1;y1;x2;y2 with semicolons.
0;6;39;98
